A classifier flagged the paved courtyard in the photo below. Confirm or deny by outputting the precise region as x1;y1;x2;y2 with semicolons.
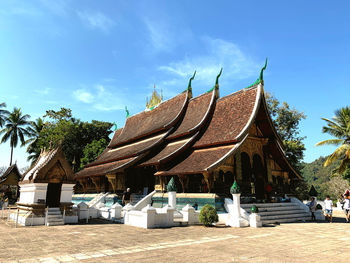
0;211;350;263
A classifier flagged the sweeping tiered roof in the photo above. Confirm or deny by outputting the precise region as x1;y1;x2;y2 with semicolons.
155;84;261;176
75;89;190;178
75;67;301;180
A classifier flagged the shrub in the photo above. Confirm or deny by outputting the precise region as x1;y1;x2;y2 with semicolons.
199;204;218;227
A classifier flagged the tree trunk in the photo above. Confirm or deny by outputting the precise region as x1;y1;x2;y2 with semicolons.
10;145;13;166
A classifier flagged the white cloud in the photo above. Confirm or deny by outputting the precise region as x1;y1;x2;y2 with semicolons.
158;37;260;88
39;0;70;16
73;85;128;111
77;11;115;33
144;18;173;52
35;87;51;95
73;89;94;103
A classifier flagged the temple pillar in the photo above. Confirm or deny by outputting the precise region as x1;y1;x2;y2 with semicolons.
203;172;213;193
78;179;88;193
178;175;186;193
91;176;103;193
266;158;273;183
106;174;117;193
235;151;242;181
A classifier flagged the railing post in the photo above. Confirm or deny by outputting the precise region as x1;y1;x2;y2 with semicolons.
15;208;19;228
45;207;48;226
86;207;89;224
63;206;66;224
31;211;34;227
1;205;3;219
7;208;10;222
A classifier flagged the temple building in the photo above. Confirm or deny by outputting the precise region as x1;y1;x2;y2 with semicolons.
14;147;77;225
0;164;22;201
75;65;301;206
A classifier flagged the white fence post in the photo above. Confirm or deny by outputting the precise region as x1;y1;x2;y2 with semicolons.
45;207;48;226
15;208;19;228
63;206;66;223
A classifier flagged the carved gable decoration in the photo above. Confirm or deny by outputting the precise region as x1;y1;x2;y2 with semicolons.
21;147;75;185
44;161;67;183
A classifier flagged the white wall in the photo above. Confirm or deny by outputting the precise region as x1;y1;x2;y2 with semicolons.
18;183;48;204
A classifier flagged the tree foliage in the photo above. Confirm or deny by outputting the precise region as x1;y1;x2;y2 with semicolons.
316;106;350;175
80;138;108;169
265;93;306;172
0;107;31;165
34;108;112;171
0;102;9;128
26;118;44;164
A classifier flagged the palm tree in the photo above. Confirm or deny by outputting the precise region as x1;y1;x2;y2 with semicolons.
0;108;31;165
316;106;350;174
0;102;9;127
26;118;44;163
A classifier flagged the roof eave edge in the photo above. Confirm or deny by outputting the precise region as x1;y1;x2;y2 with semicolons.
205;134;249;173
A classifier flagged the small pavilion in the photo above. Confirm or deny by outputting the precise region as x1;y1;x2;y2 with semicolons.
0;164;22;201
14;147;77;225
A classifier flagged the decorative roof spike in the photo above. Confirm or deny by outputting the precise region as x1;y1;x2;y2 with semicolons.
125;106;130;118
187;70;196;91
167;177;177;192
230;180;240;194
259;58;268;83
161;89;163;101
112;122;118;131
245;58;268;89
215;67;223;88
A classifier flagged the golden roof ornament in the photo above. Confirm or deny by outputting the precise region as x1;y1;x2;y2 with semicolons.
146;85;163;110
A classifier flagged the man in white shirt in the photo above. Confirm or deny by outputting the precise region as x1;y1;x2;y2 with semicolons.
324;195;333;223
343;195;350;223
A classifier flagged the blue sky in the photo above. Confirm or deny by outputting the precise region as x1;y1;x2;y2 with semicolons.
0;0;349;168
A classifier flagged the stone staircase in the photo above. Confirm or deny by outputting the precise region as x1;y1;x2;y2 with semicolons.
241;203;311;225
46;208;64;226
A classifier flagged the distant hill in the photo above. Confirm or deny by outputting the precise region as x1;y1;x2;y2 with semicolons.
301;156;343;199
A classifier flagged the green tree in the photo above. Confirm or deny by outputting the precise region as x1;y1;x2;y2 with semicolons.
25;118;45;164
80;138;108;169
37;108;112;171
265;93;306;171
0;102;9;127
315;106;350;175
0;108;31;165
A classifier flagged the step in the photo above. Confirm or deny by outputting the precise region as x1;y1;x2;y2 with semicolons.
256;209;309;216
47;215;63;219
241;203;298;208
243;206;301;212
259;213;310;221
262;216;311;225
47;211;62;215
47;221;64;226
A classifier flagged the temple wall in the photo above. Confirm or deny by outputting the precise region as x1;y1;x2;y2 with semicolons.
19;183;48;204
60;184;75;203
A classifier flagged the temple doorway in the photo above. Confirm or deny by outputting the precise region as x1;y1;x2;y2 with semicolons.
46;183;62;207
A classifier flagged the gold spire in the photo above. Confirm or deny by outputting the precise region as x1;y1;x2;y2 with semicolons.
146;84;162;110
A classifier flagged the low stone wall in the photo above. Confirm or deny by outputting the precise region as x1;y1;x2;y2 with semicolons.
152;193;225;212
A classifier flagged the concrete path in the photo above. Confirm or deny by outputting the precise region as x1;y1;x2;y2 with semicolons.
0;211;349;263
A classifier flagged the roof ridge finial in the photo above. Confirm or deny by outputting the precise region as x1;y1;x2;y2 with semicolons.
160;88;163;101
215;67;223;89
259;58;267;84
187;70;196;98
125;106;130;118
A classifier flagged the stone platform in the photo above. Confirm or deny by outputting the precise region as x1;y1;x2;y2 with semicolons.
0;210;349;262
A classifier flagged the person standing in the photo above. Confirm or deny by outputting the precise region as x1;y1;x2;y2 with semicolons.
343;194;350;223
308;197;317;221
324;195;333;223
122;188;132;205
